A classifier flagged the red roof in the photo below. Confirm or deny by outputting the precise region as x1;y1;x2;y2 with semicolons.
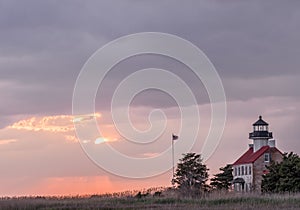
233;146;282;165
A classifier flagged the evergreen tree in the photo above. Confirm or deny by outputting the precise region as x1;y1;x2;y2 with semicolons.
210;164;233;191
172;153;209;196
261;152;300;193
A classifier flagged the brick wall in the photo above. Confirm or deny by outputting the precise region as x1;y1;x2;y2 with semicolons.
253;150;283;191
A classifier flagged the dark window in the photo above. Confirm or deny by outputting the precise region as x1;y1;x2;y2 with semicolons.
238;167;240;176
264;153;270;162
241;166;244;175
245;166;248;175
249;166;252;175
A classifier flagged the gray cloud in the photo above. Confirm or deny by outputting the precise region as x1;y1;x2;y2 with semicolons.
0;0;299;127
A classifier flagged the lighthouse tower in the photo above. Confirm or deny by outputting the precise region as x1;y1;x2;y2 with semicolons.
249;116;273;152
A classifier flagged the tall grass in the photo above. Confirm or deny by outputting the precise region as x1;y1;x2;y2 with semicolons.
1;189;300;210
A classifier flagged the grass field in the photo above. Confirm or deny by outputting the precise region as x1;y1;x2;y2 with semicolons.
1;191;300;210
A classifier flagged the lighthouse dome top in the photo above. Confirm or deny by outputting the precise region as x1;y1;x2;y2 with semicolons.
252;115;269;126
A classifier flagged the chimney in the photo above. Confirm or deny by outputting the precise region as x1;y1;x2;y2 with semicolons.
268;139;276;147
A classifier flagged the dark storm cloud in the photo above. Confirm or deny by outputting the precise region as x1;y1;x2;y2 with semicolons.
0;0;300;123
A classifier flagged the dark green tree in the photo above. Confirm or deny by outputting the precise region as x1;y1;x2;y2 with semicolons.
261;152;300;193
172;153;209;196
210;164;233;191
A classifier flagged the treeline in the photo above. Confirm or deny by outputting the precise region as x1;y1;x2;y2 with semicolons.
261;152;300;193
171;152;300;196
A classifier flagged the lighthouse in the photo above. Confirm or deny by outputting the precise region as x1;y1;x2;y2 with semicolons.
232;115;283;192
249;115;273;152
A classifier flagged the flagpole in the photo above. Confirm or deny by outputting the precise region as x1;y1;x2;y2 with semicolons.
171;134;178;186
172;135;174;180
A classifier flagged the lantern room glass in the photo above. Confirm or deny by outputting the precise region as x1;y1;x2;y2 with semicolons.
254;125;268;131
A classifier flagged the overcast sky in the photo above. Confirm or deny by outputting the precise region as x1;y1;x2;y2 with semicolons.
0;0;300;196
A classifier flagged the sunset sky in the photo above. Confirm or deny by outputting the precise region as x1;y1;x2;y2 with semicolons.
1;0;300;196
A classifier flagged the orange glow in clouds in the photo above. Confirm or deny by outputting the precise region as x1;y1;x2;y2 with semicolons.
10;113;102;133
26;176;114;196
0;113;126;196
6;113;115;143
10;115;75;132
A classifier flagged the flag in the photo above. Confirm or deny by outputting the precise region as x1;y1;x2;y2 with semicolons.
172;134;178;140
